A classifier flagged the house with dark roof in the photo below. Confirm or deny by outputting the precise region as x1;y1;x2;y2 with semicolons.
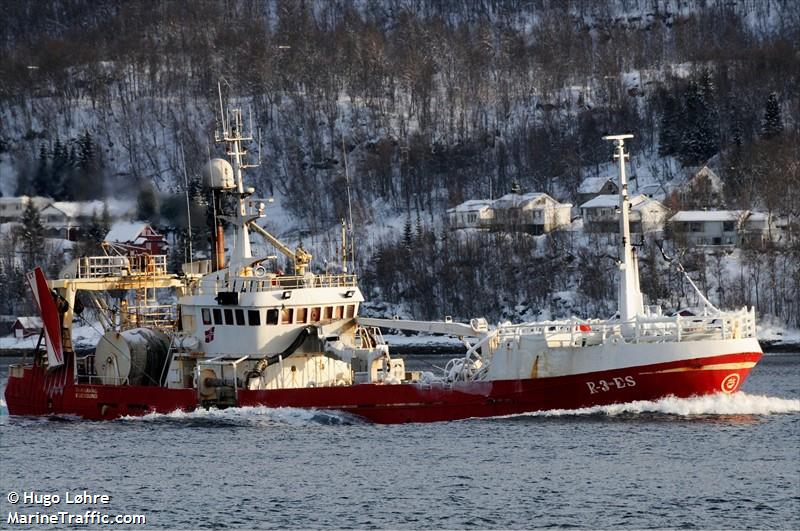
577;176;619;207
674;166;725;208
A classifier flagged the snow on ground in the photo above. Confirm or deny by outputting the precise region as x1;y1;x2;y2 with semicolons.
381;333;463;348
757;316;800;348
0;334;38;351
0;322;103;352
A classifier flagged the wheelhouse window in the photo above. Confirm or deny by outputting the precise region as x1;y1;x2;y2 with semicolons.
213;308;223;325
324;306;333;320
266;309;279;325
202;308;212;325
345;305;355;318
248;310;260;326
334;306;343;319
281;308;294;324
310;307;321;322
224;309;234;325
235;309;245;326
296;308;308;324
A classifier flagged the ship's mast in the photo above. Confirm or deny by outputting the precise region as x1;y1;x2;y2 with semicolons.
603;134;643;323
216;85;256;276
213;83;312;277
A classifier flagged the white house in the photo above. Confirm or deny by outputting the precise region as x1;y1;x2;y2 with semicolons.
40;199;136;240
740;212;790;248
580;194;670;234
670;210;790;249
669;210;742;247
490;192;572;235
446;199;494;229
0;196;52;221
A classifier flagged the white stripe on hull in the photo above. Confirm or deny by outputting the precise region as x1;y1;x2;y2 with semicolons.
639;361;758;374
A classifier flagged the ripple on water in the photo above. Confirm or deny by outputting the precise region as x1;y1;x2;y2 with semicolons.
1;355;799;529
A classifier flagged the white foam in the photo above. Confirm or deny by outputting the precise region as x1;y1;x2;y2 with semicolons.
118;405;359;425
527;392;800;418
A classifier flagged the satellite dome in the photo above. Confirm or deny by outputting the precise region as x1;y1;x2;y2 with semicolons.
202;158;235;189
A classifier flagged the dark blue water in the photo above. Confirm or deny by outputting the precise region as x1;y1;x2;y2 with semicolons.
1;353;798;529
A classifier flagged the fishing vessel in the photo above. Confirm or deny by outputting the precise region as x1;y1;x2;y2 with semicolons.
4;102;762;422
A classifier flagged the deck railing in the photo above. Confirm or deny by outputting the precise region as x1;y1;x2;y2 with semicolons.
123;304;177;329
497;307;757;347
76;255;168;278
197;273;358;295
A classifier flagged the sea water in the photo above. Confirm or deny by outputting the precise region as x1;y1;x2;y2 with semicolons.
0;353;798;529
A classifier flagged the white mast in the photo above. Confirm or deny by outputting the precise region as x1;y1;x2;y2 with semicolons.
603;134;643;323
216;86;256;276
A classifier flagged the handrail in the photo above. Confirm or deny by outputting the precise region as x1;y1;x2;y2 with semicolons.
496;308;756;346
197;273;358;295
75;254;169;279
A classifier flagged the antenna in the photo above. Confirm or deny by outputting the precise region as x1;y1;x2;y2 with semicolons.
602;134;634;143
248;105;253;140
179;140;193;263
257;126;263;166
341;135;356;270
217;82;226;137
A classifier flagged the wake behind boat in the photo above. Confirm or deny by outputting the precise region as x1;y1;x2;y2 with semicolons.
4;101;762;423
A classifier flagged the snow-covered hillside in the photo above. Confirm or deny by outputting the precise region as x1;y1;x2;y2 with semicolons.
0;0;797;329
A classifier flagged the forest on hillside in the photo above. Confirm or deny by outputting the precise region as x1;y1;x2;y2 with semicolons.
0;0;798;325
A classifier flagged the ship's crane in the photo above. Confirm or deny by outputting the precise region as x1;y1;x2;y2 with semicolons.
248;221;312;276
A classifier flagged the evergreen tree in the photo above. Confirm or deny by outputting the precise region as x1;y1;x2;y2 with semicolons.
100;202;111;234
658;94;681;157
74;131;104;200
18;201;45;270
77;210;106;257
730;103;744;147
679;79;718;165
78;131;95;169
52;138;73;200
33;144;50;196
15;171;31;196
761;92;783;139
402;215;413;252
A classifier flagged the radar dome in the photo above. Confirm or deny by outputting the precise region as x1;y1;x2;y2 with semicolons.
202;158;235;189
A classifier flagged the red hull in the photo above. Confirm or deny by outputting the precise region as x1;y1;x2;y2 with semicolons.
4;352;761;423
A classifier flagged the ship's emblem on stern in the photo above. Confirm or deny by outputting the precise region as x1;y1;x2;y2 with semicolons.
721;373;740;393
